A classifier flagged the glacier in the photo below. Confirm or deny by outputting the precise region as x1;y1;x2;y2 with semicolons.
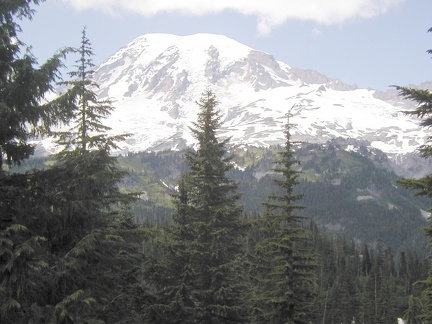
39;33;430;169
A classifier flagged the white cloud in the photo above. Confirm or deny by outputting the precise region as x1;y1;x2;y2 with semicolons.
62;0;404;35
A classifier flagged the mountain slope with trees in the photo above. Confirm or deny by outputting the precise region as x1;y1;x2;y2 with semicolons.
16;138;429;256
1;3;431;323
108;139;429;258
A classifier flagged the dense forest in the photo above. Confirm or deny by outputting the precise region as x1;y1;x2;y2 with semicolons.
1;1;432;323
109;141;430;258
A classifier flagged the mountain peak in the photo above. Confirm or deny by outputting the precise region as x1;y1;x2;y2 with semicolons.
43;33;425;165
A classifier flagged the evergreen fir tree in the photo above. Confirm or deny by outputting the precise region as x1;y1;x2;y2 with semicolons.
52;27;125;154
2;26;144;323
252;112;317;323
149;90;249;323
0;171;51;322
404;295;424;324
394;27;432;324
0;0;73;170
144;174;197;323
38;27;144;323
0;2;74;321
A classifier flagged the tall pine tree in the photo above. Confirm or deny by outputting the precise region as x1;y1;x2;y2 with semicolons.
0;0;73;170
38;27;144;323
0;2;75;321
252;112;317;323
148;90;249;323
394;27;432;324
52;27;124;154
1;26;144;323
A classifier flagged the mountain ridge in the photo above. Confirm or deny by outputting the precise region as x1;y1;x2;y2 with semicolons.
38;33;431;176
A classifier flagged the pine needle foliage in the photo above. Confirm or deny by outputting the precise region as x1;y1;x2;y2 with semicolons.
39;28;143;323
394;27;432;324
148;90;249;323
252;113;317;324
52;27;128;154
0;2;71;322
0;0;73;170
1;18;145;322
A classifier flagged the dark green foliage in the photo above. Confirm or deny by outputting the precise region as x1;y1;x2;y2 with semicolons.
0;173;49;322
2;3;431;321
0;2;65;321
298;153;428;256
0;152;144;323
43;150;143;323
35;27;144;323
308;232;427;323
108;141;430;257
0;11;145;322
0;0;73;170
4;154;427;323
147;90;249;323
251;116;317;323
143;175;198;323
393;27;432;323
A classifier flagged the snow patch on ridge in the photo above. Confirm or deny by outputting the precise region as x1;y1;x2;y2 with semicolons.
40;33;426;161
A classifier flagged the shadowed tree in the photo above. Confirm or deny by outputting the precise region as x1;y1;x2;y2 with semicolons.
147;90;249;323
394;27;432;324
252;111;317;323
0;0;74;171
38;27;143;323
0;23;144;322
0;1;75;321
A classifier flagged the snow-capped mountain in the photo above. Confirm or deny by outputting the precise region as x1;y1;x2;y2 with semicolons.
42;33;428;164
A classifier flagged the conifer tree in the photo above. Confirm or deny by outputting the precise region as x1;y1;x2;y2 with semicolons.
252;112;317;323
33;27;142;323
394;27;432;324
149;90;249;323
144;174;196;323
0;0;73;170
52;27;124;153
0;2;75;321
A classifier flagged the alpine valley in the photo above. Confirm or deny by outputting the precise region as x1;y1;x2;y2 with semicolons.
31;33;432;254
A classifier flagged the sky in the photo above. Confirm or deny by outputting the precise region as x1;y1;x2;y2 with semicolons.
19;0;432;91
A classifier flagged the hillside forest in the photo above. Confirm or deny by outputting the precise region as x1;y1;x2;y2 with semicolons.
2;1;432;323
